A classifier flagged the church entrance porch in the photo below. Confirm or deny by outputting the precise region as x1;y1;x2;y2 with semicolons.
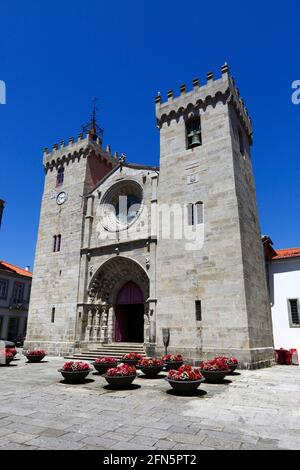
81;256;154;349
115;281;144;343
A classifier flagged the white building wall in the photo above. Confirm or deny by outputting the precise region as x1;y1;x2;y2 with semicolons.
270;257;300;350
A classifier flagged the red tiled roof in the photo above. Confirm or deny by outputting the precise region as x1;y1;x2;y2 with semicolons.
273;248;300;260
0;261;32;278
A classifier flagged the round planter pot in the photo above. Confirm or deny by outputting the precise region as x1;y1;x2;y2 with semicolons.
200;370;230;383
165;378;205;392
164;361;183;371
103;374;137;388
26;355;45;363
228;364;238;374
92;362;117;375
140;365;164;378
120;359;139;366
59;369;91;384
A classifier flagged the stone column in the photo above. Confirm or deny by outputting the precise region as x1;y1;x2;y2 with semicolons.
144;303;150;344
85;309;93;342
100;306;109;344
107;306;114;343
91;309;99;341
146;299;157;356
93;309;101;341
147;299;157;344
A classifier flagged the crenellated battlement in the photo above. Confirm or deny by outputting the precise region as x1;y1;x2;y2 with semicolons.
43;132;120;171
155;64;253;141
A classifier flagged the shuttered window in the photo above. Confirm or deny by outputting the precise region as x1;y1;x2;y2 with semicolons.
289;299;300;326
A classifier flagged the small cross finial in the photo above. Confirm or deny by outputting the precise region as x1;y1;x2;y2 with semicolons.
81;97;104;142
91;97;98;131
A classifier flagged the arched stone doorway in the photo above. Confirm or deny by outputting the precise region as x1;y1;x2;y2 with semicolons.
115;281;144;343
85;256;151;345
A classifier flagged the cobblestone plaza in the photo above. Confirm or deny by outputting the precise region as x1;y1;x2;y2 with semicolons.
0;356;299;450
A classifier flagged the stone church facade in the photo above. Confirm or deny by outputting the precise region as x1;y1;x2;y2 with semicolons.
25;65;274;368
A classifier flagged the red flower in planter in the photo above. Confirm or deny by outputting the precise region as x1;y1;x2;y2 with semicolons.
26;350;46;356
62;361;90;372
138;357;164;367
215;356;239;365
201;357;230;371
6;347;17;356
228;357;239;365
94;357;118;364
163;354;183;362
107;363;136;376
122;352;143;360
168;365;203;381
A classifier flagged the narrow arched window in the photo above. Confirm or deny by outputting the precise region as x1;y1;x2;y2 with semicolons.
187;203;194;226
53;235;57;252
195;202;204;225
57;234;61;252
187;202;204;226
56;167;64;187
53;234;61;252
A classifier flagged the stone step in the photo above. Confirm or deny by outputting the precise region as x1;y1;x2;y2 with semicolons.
87;345;144;351
65;343;146;361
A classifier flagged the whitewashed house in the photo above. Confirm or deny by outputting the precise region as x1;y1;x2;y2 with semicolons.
264;237;300;350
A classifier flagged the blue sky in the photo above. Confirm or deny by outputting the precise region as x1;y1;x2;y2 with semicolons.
0;1;299;270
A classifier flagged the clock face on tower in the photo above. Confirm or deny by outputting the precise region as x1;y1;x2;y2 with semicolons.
56;192;68;205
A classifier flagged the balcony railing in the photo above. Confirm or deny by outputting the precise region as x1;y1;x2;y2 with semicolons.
9;298;29;310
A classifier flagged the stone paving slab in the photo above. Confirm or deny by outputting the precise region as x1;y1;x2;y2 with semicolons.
0;355;300;450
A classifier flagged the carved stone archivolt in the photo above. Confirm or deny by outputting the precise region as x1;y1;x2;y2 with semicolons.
88;256;149;304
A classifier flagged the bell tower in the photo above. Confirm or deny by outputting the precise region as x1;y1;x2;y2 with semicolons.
25;118;118;356
155;64;274;368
